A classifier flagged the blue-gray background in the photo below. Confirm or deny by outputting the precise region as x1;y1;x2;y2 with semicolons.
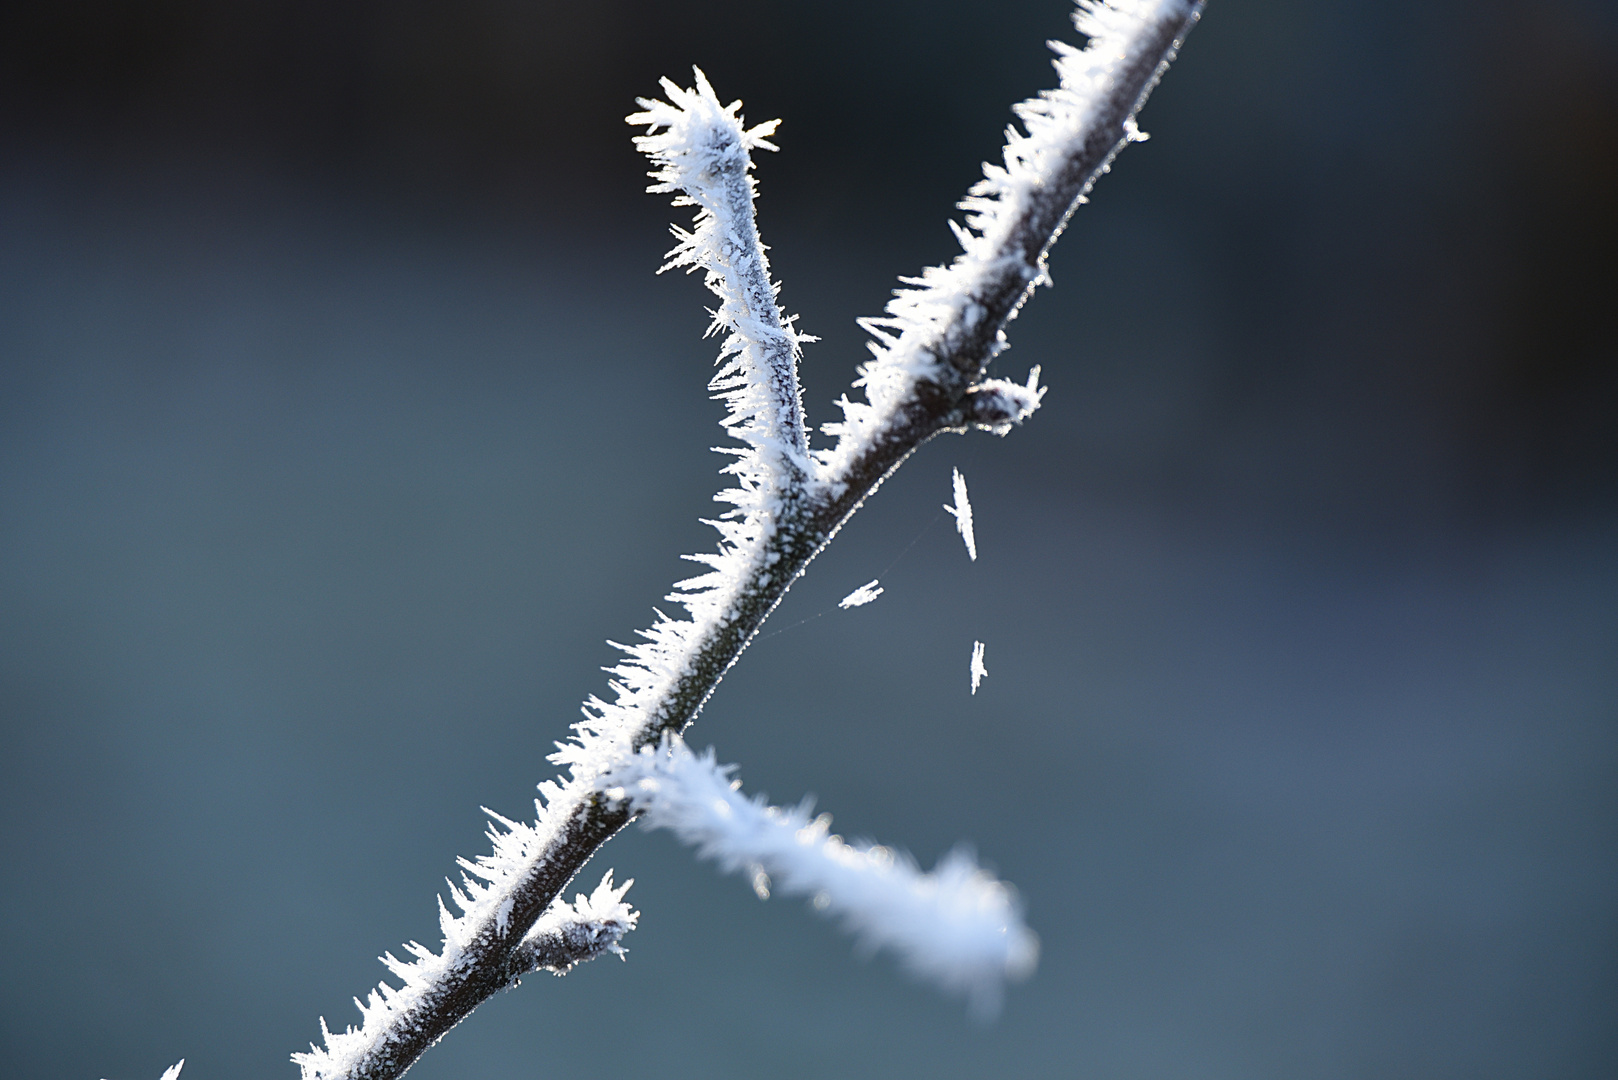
2;2;1615;1078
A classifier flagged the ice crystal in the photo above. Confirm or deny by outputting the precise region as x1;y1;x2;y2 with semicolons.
604;737;1038;1015
945;468;977;561
838;579;885;609
970;641;988;695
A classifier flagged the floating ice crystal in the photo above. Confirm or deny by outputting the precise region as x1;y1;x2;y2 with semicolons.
945;468;977;561
838;579;885;609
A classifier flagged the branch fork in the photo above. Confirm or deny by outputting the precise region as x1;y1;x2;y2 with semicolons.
291;5;1206;1078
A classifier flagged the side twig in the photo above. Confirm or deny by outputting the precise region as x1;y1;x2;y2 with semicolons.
292;4;1205;1078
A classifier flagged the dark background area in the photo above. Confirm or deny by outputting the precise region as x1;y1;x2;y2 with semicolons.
2;2;1615;1078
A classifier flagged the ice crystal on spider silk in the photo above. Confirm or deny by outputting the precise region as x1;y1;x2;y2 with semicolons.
971;641;988;695
945;468;977;561
104;1061;184;1080
839;579;884;609
604;737;1038;1015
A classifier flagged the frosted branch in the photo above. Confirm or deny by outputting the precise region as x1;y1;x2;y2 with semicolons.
629;68;812;476
604;738;1037;1015
290;4;1205;1077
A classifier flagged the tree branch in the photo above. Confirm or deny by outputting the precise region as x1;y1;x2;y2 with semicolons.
292;4;1205;1077
604;736;1038;1018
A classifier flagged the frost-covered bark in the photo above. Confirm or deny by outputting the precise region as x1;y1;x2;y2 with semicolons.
292;4;1205;1078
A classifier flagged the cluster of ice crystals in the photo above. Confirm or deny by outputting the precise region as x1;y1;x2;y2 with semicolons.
604;737;1038;1015
970;641;989;695
630;67;811;473
967;365;1047;434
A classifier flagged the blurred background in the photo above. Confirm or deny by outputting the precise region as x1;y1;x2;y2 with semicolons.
2;1;1615;1077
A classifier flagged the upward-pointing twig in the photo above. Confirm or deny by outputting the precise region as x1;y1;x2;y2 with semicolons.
630;69;813;475
292;5;1206;1078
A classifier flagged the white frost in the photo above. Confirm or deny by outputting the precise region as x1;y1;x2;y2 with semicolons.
838;579;885;609
944;468;977;561
604;737;1038;1015
970;641;988;695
